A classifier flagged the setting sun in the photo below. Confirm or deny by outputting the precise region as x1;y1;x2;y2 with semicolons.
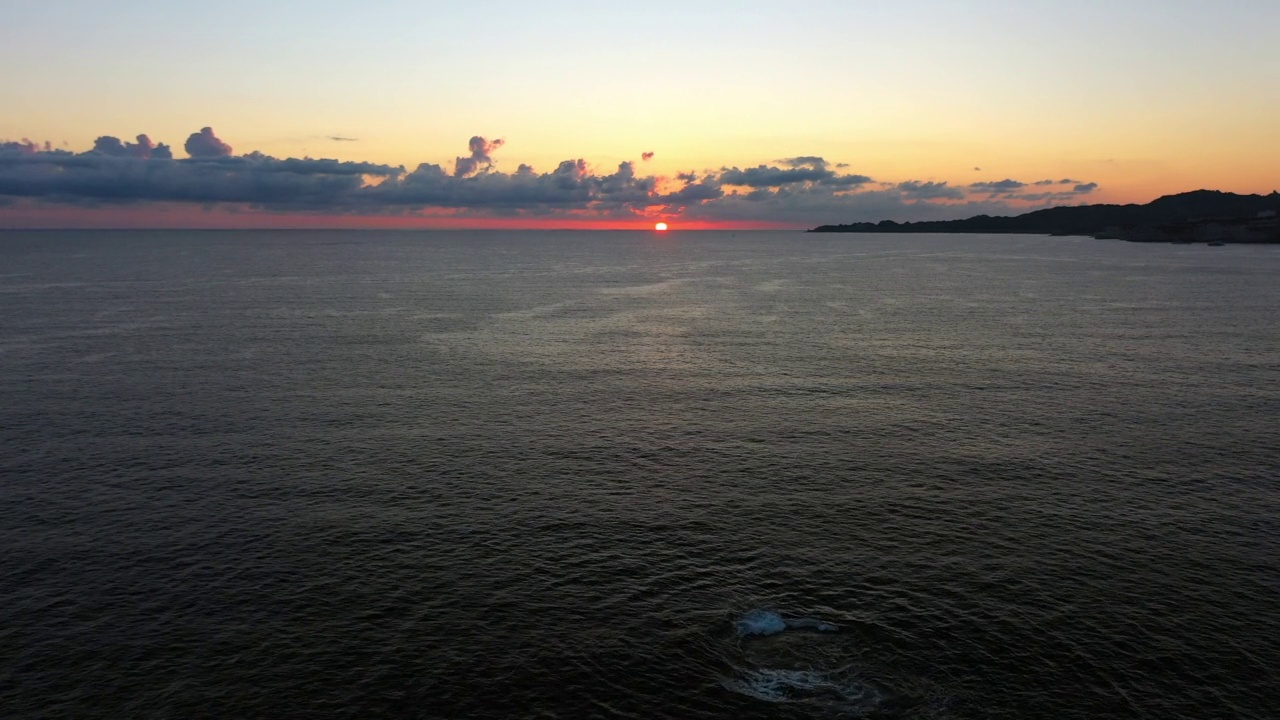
654;222;668;231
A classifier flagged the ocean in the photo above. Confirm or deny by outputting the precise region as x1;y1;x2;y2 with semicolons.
1;230;1277;719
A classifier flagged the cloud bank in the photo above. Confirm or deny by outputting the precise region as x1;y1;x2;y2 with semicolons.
184;127;233;158
0;128;1100;226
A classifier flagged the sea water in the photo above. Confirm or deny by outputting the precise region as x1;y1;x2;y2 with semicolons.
2;230;1277;719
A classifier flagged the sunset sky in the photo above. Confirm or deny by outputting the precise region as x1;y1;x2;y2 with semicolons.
2;0;1277;229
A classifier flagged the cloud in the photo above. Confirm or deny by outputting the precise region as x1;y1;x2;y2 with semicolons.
454;136;504;177
641;151;654;161
662;175;723;205
363;155;660;214
0;133;400;208
678;185;1045;225
719;163;871;188
2;139;52;153
211;152;400;176
92;134;173;160
969;178;1026;193
327;136;358;142
896;180;965;200
779;156;828;169
1035;178;1090;188
184;127;232;158
1;127;1101;225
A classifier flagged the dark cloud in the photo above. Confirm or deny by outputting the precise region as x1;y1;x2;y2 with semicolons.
641;151;654;161
328;136;358;142
720;165;818;187
454;136;504;177
1017;191;1082;202
661;176;723;205
93;134;172;159
0;130;400;208
719;163;871;188
207;152;400;177
896;180;965;200
1059;178;1080;184
969;178;1026;193
184;127;232;158
365;156;659;214
823;173;874;188
2;139;52;153
1033;179;1056;186
0;128;1100;224
0;154;348;207
779;156;828;169
679;185;1035;225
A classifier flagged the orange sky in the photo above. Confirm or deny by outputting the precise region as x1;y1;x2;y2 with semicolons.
2;2;1276;228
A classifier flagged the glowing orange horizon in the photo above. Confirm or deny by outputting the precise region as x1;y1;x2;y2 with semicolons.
0;204;793;231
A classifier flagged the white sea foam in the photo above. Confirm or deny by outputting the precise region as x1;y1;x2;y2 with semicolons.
735;609;840;637
735;609;788;637
724;668;840;702
723;668;880;708
785;617;841;633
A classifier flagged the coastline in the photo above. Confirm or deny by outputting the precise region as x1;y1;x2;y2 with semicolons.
809;189;1280;243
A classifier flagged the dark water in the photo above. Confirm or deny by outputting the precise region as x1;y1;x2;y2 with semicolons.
1;230;1277;719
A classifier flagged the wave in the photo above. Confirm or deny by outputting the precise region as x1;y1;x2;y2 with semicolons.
724;610;880;710
723;668;881;708
734;609;840;637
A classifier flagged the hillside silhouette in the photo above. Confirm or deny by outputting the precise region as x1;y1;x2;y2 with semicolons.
811;190;1280;242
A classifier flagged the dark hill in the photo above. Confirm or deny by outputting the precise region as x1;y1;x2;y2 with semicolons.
810;190;1280;242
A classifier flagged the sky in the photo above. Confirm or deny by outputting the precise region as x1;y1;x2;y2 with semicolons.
2;0;1277;229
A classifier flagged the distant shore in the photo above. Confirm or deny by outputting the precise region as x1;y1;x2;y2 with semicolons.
809;189;1280;243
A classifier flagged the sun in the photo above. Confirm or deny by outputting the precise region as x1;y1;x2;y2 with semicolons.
654;222;669;231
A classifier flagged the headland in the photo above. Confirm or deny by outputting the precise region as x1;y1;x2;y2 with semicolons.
810;190;1280;243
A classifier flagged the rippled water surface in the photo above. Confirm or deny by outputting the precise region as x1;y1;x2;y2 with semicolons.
2;230;1278;719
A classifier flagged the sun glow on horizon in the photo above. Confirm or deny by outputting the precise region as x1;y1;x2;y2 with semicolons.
654;222;668;231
